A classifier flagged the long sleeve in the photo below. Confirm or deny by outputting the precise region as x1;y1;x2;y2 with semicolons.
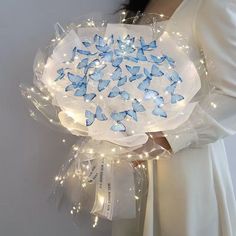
164;0;236;153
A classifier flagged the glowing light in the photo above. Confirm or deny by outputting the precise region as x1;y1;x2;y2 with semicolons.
211;102;217;108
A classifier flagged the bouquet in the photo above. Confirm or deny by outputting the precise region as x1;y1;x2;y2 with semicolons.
21;13;202;225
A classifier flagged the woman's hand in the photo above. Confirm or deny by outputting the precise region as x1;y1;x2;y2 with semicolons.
132;132;172;167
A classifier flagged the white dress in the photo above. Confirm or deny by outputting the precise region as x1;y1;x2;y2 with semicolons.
112;0;236;235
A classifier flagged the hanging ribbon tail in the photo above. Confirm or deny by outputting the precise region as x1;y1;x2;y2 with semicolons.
90;158;137;220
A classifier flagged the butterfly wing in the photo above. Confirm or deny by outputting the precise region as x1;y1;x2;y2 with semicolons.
74;83;87;96
124;56;138;63
65;84;75;92
112;57;123;67
99;51;113;62
165;82;177;94
152;106;167;118
132;99;145;112
95;106;108;121
108;87;120;98
120;91;130;100
129;74;143;82
127;110;137;121
67;72;84;83
149;40;157;49
55;68;65;81
96;44;110;53
138;78;151;91
114;49;123;57
151;65;164;77
144;89;159;100
165;55;175;67
84;93;96;102
89;70;102;81
117;76;127;87
150;55;165;65
144;68;152;78
170;71;182;83
126;65;140;75
111;122;126;132
140;37;149;50
77;58;89;70
136;49;147;61
77;49;95;56
82;41;91;48
98;80;110;92
154;96;164;107
85;110;95;126
171;94;184;104
111;67;122;81
111;111;127;122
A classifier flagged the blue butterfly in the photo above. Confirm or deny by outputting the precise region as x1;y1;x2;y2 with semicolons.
77;49;97;56
165;81;184;104
98;79;110;92
144;65;164;78
171;94;184;104
126;65;143;82
117;76;127;87
55;68;65;81
165;82;177;94
136;48;148;61
111;111;127;122
95;34;114;47
124;56;139;63
65;76;85;92
74;81;96;101
77;58;89;70
112;57;123;67
127;99;145;121
117;35;136;54
138;77;152;91
99;51;113;62
140;37;157;51
168;71;182;83
110;111;127;132
69;47;78;62
111;121;126;132
88;64;106;81
155;96;164;105
152;106;167;118
114;49;124;57
111;67;122;81
85;106;108;126
77;58;99;71
67;72;84;83
65;83;76;92
108;87;130;100
96;44;110;53
82;41;92;48
94;35;105;46
163;54;175;67
89;69;103;81
144;89;159;100
150;55;166;65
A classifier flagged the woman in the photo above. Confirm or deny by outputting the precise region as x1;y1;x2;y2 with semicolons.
112;0;236;235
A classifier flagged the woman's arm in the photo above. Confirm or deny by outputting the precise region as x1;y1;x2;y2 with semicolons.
163;0;236;153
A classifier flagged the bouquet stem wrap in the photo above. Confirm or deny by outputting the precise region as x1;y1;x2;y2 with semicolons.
52;138;152;221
